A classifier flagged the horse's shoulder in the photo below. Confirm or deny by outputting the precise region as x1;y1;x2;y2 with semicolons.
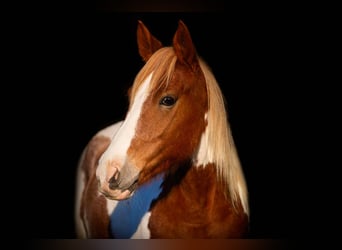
87;121;124;154
80;121;124;178
95;121;124;138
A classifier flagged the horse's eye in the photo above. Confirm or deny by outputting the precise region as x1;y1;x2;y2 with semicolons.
159;96;176;107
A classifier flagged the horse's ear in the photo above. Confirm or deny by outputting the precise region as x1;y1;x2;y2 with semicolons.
173;20;199;70
137;20;163;62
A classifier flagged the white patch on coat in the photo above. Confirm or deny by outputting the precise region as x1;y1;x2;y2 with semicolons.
106;198;119;216
193;113;211;167
131;212;151;239
96;121;124;138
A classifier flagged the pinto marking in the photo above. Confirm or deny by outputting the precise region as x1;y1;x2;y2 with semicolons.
75;121;123;238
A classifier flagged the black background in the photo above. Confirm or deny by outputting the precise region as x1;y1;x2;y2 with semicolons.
22;0;320;239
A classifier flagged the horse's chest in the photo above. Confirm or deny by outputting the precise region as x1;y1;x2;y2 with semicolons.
148;187;210;238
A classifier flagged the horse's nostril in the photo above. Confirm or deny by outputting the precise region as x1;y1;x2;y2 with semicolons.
109;175;119;189
109;170;120;190
109;177;119;189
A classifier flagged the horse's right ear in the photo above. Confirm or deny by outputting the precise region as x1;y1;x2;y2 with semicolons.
137;20;163;62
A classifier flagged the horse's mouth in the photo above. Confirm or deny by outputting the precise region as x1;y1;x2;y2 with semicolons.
98;179;139;200
122;179;139;196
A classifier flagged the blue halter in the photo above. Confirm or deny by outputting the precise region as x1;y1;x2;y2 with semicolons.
110;173;164;238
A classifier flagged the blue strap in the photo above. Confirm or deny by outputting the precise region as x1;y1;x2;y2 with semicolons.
110;173;164;238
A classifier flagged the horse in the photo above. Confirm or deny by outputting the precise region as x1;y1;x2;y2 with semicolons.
75;20;249;238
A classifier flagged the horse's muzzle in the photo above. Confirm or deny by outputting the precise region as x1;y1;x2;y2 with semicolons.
98;165;139;200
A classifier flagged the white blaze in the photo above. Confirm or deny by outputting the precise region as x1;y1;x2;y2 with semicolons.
96;73;153;183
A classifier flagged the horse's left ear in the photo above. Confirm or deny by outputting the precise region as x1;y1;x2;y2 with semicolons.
173;20;199;71
137;20;163;62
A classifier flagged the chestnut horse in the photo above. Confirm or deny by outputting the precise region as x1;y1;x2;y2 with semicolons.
75;20;249;238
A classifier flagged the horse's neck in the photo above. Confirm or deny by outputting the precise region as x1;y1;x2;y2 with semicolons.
161;162;222;205
148;163;249;238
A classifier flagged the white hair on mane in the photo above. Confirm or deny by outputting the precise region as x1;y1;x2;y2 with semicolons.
199;58;249;216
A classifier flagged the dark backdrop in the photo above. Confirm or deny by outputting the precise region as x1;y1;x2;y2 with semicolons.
26;2;312;239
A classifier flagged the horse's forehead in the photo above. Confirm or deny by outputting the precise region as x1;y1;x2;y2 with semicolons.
151;69;204;100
